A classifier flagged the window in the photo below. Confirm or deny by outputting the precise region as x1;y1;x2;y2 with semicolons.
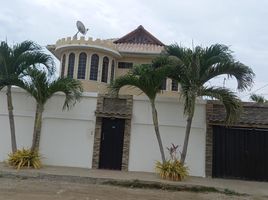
90;54;99;81
67;53;75;78
118;62;133;69
160;78;167;90
101;57;109;83
77;53;87;79
110;60;115;82
171;79;178;91
61;54;66;77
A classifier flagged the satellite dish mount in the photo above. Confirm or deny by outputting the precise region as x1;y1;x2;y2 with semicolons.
73;21;88;39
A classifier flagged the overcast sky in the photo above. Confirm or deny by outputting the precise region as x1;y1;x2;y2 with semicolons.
1;0;268;100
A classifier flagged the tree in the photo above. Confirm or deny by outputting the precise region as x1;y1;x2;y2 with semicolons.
110;58;174;163
0;41;54;153
167;44;255;165
19;68;83;152
250;94;267;103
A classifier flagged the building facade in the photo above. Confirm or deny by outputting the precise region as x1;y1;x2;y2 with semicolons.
44;26;202;173
47;25;179;96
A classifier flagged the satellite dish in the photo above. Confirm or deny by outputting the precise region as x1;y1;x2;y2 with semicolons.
73;21;88;38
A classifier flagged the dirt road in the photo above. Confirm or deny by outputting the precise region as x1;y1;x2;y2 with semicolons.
0;178;264;200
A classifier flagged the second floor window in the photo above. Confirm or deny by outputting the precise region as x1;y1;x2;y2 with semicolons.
101;56;109;83
77;53;87;79
118;62;133;69
90;54;99;81
67;53;75;78
110;60;115;82
61;54;66;77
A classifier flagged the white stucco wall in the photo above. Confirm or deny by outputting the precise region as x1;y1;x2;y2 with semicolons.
0;88;206;177
128;96;207;177
0;88;97;168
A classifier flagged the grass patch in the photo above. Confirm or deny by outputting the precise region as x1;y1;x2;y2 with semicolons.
223;188;242;196
102;179;246;196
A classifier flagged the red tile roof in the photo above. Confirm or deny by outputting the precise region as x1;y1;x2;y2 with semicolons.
114;25;164;46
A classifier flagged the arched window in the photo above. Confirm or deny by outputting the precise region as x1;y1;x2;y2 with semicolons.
110;60;115;82
101;56;109;83
77;52;87;79
61;54;66;77
67;53;75;78
90;54;99;81
171;79;178;91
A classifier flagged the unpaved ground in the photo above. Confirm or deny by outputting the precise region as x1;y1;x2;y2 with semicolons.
0;178;265;200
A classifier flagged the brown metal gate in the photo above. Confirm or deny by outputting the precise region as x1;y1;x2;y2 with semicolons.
212;126;268;181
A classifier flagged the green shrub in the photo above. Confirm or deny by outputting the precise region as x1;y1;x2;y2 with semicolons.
8;148;41;169
156;159;188;181
156;143;189;181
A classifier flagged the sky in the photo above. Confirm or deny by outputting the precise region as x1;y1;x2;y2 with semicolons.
1;0;268;100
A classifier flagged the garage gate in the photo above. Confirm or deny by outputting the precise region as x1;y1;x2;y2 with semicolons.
212;126;268;181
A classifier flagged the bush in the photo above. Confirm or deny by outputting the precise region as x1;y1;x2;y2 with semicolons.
156;143;189;181
8;148;41;169
156;159;188;181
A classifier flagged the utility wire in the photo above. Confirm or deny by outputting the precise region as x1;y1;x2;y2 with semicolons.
242;83;268;98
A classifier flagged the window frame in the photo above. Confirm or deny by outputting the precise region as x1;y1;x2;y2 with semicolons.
89;54;99;81
77;52;87;79
67;53;75;78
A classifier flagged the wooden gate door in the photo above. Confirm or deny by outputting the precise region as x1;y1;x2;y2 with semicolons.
212;126;268;181
99;118;125;170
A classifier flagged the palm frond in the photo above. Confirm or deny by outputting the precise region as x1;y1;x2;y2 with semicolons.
250;94;267;103
13;41;41;58
201;44;233;67
20;68;82;109
16;52;55;75
110;64;170;100
48;77;83;110
201;61;255;90
110;74;141;95
199;86;242;123
0;40;55;88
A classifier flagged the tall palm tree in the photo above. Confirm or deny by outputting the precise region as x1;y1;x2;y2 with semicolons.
167;44;255;165
250;94;267;103
0;41;54;153
110;58;174;163
19;68;83;152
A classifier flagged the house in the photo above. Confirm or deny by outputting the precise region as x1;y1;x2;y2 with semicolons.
45;25;268;181
44;25;207;175
47;25;179;96
0;25;267;181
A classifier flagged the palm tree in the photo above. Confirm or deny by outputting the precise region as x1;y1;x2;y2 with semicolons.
110;58;174;163
250;94;267;103
167;44;255;165
0;41;54;153
19;68;83;152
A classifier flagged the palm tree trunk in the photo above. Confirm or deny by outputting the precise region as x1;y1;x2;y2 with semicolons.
180;114;193;165
6;85;17;153
31;103;44;152
150;99;166;163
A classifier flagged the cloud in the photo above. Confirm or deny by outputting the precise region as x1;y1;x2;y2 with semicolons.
1;0;268;98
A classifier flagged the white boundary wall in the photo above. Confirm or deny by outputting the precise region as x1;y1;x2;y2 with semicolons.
129;96;207;177
0;88;206;177
0;88;98;168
